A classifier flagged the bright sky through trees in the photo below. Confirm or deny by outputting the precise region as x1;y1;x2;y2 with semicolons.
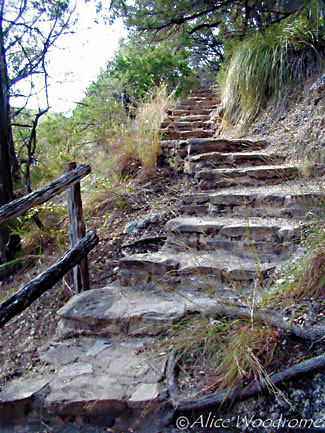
16;1;127;114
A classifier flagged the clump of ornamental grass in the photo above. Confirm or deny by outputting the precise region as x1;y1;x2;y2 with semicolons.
218;12;324;133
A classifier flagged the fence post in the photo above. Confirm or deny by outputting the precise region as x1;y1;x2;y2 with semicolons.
65;162;89;293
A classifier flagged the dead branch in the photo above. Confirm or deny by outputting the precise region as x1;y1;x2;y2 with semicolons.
172;354;325;412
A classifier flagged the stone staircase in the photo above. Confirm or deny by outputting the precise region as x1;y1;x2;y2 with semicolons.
0;87;324;432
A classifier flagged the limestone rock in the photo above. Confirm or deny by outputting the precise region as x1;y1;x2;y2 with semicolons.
56;287;186;338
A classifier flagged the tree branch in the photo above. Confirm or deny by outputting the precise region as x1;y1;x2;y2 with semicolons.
173;354;325;412
189;20;221;35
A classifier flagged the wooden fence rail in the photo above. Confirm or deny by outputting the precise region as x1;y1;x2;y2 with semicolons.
0;164;91;226
0;162;97;327
0;231;99;328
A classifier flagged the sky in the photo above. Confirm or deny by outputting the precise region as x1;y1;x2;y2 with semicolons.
22;2;127;114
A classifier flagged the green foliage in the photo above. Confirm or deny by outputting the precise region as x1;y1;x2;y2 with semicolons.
219;10;324;130
8;200;66;257
29;113;73;186
73;75;127;147
108;0;313;70
4;0;75;98
106;37;196;100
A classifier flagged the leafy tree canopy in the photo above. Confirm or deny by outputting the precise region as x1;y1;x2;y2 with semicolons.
107;0;321;68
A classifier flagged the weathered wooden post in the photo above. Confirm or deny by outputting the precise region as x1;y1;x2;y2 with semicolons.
65;162;89;293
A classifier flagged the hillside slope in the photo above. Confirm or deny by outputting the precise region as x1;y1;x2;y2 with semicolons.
0;75;324;433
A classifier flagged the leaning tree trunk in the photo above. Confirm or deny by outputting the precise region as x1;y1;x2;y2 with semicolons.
0;31;20;276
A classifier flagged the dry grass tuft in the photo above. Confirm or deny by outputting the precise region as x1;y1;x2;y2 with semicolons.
295;250;325;300
166;313;280;398
107;86;174;182
218;14;323;133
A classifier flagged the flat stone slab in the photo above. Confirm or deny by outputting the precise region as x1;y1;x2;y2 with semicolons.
171;109;211;116
118;246;278;291
0;376;54;427
164;216;299;260
40;337;166;382
198;164;299;180
165;216;299;238
170;120;210;129
1;336;169;427
40;340;90;365
197;165;301;190
0;376;52;402
58;362;93;378
183;181;325;202
188;151;283;164
181;185;324;219
168;114;210;121
128;383;159;408
188;138;267;155
56;287;186;337
121;253;179;273
45;375;126;410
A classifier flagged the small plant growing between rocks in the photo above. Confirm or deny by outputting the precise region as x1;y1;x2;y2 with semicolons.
262;227;325;310
164;312;282;401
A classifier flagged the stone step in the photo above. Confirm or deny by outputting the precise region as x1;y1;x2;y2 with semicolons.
118;248;277;291
197;164;300;190
55;286;187;339
167;114;211;122
0;335;169;430
181;186;325;219
1;276;245;430
189;94;214;99
178;101;217;109
161;120;211;130
159;139;188;159
165;216;301;259
162;129;214;140
191;89;219;97
185;152;284;172
187;96;217;101
190;89;213;96
188;138;268;155
170;108;211;116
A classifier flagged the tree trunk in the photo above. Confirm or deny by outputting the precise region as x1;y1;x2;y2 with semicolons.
0;22;20;276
